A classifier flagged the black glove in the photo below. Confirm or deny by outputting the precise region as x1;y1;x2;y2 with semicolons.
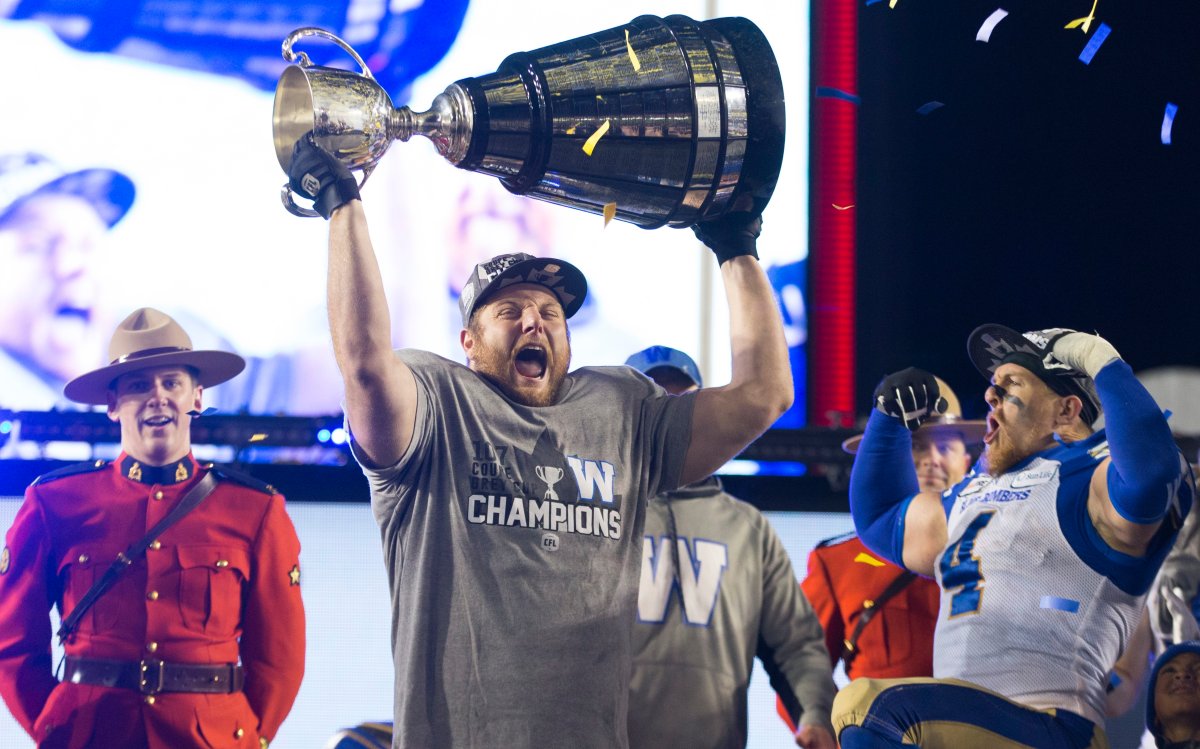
691;212;762;264
872;367;947;431
288;133;360;220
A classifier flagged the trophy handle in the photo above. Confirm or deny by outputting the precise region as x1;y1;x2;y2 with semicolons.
281;26;375;80
279;163;375;218
280;184;319;218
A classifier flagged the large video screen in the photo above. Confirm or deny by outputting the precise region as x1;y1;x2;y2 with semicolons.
0;0;807;427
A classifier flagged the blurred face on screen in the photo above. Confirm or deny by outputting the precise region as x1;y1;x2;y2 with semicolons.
0;193;109;380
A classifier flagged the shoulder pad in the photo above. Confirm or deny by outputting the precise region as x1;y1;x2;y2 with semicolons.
32;459;109;486
815;530;858;549
206;464;280;496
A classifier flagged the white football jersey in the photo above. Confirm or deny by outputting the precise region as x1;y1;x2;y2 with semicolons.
933;431;1190;726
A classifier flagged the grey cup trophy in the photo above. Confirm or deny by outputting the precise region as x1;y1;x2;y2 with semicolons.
273;15;785;227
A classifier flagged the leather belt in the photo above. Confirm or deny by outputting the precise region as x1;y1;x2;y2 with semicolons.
64;656;244;695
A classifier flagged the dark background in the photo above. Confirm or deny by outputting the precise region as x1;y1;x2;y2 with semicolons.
853;0;1200;418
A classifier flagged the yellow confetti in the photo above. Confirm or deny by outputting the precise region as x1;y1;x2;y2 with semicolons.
888;0;898;7
603;202;617;227
248;433;268;443
624;29;642;71
1065;0;1099;33
832;203;856;211
854;552;886;567
582;119;611;156
565;124;578;135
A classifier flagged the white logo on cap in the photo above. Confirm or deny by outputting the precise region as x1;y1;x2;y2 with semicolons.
460;282;475;309
1023;331;1051;348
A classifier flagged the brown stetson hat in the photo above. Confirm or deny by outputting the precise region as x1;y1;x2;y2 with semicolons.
64;307;245;405
842;376;986;455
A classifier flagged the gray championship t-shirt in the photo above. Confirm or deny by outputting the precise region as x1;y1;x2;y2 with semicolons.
354;350;696;749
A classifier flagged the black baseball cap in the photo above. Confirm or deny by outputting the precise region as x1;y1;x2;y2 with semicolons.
967;324;1102;426
458;252;587;327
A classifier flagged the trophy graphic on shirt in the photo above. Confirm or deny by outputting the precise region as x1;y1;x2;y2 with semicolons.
272;14;785;228
535;465;565;502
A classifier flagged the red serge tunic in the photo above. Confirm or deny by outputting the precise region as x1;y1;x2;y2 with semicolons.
777;533;939;734
0;454;305;748
801;533;939;680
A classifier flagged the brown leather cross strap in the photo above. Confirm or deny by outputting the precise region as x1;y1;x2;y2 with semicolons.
842;570;918;669
64;656;243;695
57;472;219;644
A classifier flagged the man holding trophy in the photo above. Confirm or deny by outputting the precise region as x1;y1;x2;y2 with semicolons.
279;14;792;746
287;138;790;745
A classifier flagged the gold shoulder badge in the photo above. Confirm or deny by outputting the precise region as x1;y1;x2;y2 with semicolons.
288;564;301;586
0;547;9;575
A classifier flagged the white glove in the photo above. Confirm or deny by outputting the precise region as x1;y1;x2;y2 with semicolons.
1049;330;1122;378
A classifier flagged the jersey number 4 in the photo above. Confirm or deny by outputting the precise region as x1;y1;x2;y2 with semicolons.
939;511;996;617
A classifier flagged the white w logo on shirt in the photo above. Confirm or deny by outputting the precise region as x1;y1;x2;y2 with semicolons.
637;535;728;626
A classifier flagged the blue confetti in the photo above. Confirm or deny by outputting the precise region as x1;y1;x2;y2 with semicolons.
917;101;945;116
815;87;862;106
865;0;884;5
1078;22;1111;65
1040;596;1080;613
1162;103;1178;145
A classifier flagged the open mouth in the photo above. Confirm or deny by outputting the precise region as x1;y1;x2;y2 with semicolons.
142;415;173;428
514;346;547;380
54;305;91;322
984;414;1000;444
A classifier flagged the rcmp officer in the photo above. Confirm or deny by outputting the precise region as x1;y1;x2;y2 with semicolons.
0;307;305;748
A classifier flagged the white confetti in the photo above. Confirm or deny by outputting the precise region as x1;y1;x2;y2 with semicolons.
976;9;1009;43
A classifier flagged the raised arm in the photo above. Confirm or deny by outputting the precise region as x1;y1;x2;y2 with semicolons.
1050;332;1189;555
680;216;793;484
287;137;417;468
849;369;949;576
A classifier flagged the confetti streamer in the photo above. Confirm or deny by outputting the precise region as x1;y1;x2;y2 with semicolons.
1077;22;1110;65
1162;103;1178;145
916;101;944;115
582;119;611;156
1065;0;1100;33
815;87;861;106
853;552;884;566
888;0;898;7
603;202;618;227
624;29;642;71
976;9;1008;43
832;203;856;211
865;0;884;5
